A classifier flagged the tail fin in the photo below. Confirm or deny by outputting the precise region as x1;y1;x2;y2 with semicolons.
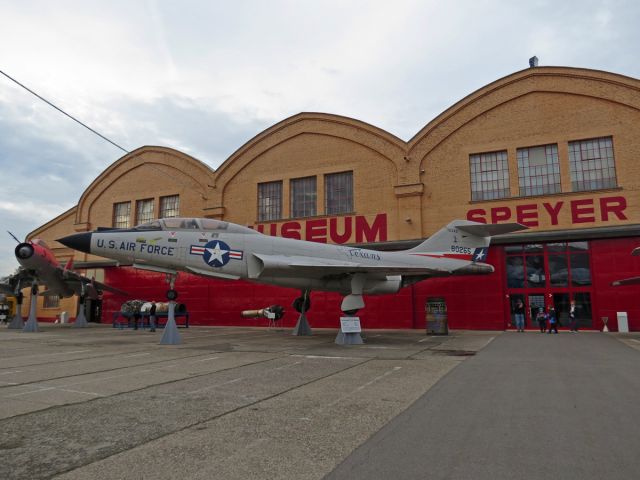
408;220;527;261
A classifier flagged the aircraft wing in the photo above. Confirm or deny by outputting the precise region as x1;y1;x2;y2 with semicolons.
612;276;640;287
0;282;15;295
61;269;129;297
253;254;448;278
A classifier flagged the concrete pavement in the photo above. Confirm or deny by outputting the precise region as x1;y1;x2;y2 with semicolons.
325;331;640;480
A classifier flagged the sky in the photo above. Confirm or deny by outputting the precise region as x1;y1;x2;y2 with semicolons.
1;0;639;275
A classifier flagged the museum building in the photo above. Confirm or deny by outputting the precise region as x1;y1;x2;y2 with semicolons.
25;66;640;331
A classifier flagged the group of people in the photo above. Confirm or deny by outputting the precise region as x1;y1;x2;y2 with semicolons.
513;299;579;333
132;302;157;332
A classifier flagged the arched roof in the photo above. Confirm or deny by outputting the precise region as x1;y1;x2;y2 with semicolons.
408;66;640;163
212;112;408;189
76;146;216;227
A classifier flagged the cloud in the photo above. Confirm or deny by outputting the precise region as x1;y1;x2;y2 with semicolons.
1;0;640;275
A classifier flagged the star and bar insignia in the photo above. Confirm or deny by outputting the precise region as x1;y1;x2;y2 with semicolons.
190;240;243;268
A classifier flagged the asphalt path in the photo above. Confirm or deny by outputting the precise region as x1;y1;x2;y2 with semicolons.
325;332;640;480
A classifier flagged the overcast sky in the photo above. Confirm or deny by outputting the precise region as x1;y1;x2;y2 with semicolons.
1;0;639;275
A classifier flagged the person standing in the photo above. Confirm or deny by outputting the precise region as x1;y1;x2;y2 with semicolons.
569;300;578;332
149;302;157;332
547;307;558;334
535;307;547;333
513;299;525;332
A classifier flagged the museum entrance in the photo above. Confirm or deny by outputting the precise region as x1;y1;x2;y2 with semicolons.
505;242;594;329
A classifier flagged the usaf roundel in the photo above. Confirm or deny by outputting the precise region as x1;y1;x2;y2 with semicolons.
190;240;243;268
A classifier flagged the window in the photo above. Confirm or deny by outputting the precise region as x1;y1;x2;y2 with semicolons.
505;241;591;289
113;202;131;228
43;295;59;309
159;195;180;218
569;136;617;191
291;176;317;218
325;171;353;215
517;144;561;196
135;199;154;225
469;150;510;201
258;181;282;221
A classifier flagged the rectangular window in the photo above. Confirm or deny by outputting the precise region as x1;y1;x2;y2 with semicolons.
43;294;60;309
569;136;617;191
135;198;154;225
113;202;131;228
291;176;317;218
517;144;561;196
325;171;353;215
257;181;282;221
159;195;180;218
469;150;510;201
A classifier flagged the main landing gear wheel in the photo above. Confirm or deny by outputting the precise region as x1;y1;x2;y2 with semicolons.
292;295;311;313
166;289;178;301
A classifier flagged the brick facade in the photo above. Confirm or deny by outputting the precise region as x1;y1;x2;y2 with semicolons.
25;66;640;328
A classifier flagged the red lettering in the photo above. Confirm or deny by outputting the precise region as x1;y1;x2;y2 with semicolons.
491;207;511;223
281;222;302;240
542;202;563;225
516;204;539;227
305;219;327;243
356;214;387;243
571;199;595;224
269;223;277;236
329;217;352;244
600;196;627;221
467;209;487;223
255;224;264;234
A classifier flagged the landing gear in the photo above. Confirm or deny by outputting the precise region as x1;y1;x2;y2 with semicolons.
160;274;182;345
291;290;312;336
74;288;88;328
23;281;40;333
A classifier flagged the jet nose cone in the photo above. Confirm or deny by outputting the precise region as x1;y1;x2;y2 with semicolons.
58;232;92;253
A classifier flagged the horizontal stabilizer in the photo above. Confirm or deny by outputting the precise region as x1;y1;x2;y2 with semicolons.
612;276;640;287
457;223;528;237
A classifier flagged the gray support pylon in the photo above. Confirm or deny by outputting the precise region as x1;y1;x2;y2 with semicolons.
335;331;364;345
23;287;39;333
292;311;313;336
74;303;88;328
8;300;24;329
160;301;182;345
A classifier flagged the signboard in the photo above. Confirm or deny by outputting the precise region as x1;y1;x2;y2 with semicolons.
340;316;362;333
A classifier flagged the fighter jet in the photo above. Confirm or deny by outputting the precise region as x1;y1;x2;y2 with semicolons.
611;247;640;286
3;233;128;300
58;217;526;314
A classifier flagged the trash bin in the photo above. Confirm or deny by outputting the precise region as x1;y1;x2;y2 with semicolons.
426;297;448;335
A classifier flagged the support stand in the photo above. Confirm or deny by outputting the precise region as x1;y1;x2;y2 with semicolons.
335;316;364;345
74;295;88;328
8;291;24;329
292;290;312;336
23;283;39;333
292;312;312;336
160;275;181;345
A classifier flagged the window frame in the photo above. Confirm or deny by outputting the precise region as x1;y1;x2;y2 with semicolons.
112;201;131;229
469;150;510;201
257;181;283;222
290;176;317;218
135;198;155;225
159;195;180;218
325;171;354;216
516;144;561;197
569;136;617;192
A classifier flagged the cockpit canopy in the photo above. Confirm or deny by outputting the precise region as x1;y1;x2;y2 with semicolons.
134;217;258;235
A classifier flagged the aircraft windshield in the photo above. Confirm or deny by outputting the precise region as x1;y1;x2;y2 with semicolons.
32;239;50;249
149;217;258;234
134;221;162;231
